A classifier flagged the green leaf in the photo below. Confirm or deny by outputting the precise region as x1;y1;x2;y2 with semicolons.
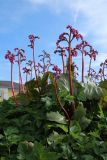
17;141;33;160
56;124;68;133
99;80;107;90
70;121;81;137
4;127;19;136
80;116;91;130
64;95;74;103
89;131;100;139
101;154;107;160
47;131;65;145
41;96;53;108
47;111;67;124
33;141;59;160
73;103;91;130
77;90;86;101
57;73;70;92
103;94;107;102
4;127;20;145
81;155;94;160
98;104;105;118
57;73;84;98
73;103;86;120
0;134;4;139
83;79;103;100
47;123;68;133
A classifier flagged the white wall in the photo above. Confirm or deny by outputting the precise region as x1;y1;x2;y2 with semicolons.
0;88;9;100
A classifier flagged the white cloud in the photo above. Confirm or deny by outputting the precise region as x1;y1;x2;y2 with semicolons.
1;0;107;48
28;0;107;51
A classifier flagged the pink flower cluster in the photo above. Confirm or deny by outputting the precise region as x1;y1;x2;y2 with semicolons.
88;49;98;61
100;59;107;67
52;65;61;79
54;46;67;57
38;50;53;73
66;25;83;40
76;41;90;49
88;68;96;78
28;34;40;48
23;67;31;74
26;60;33;67
5;50;15;63
14;48;26;64
14;48;25;56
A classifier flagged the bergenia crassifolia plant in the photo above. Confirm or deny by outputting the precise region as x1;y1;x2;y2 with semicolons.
52;65;62;79
5;50;18;106
26;60;33;80
56;25;83;95
23;67;31;94
39;50;53;74
99;59;107;80
14;48;26;93
35;63;42;77
28;34;40;92
54;46;66;73
87;68;96;81
28;35;39;80
72;62;79;79
23;67;31;83
87;48;98;76
76;41;92;82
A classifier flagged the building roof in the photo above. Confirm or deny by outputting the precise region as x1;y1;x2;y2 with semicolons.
0;81;19;89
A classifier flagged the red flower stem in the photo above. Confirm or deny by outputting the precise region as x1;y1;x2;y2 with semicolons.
43;58;46;73
11;63;18;106
19;55;24;93
89;56;92;76
38;66;40;77
47;65;49;72
68;34;73;95
82;50;84;83
33;47;37;79
18;55;21;94
33;46;40;92
61;53;65;73
30;66;32;80
26;73;28;83
25;73;29;94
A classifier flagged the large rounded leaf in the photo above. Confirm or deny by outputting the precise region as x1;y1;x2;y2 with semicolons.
83;79;103;100
57;73;84;98
47;111;67;124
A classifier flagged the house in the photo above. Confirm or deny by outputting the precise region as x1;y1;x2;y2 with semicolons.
0;81;19;101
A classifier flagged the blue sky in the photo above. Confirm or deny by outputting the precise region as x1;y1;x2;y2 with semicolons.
0;0;107;82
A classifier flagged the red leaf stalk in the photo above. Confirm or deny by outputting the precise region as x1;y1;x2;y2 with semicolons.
53;76;70;121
